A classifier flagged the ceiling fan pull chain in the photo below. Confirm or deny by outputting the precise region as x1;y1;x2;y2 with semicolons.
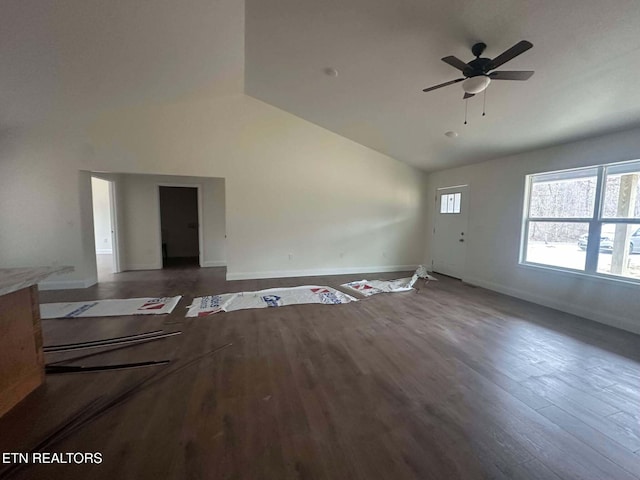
464;98;468;125
482;89;487;117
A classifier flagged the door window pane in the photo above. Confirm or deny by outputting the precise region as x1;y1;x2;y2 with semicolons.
596;223;640;280
447;194;455;213
440;193;461;214
525;221;588;270
453;193;461;213
440;194;447;213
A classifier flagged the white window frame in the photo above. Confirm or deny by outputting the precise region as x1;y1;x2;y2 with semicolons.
440;192;462;214
520;159;640;285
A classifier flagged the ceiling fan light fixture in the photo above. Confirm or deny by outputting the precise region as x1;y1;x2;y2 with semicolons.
462;76;491;94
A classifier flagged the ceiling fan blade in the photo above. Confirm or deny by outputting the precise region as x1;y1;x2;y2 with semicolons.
441;56;469;72
487;41;533;70
489;70;534;80
463;92;475;99
422;77;464;93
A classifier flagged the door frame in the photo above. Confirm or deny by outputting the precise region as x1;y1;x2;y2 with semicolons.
107;180;122;273
91;175;122;275
157;183;204;268
432;184;470;279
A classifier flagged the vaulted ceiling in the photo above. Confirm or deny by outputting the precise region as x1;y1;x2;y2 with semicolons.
246;0;640;170
2;0;640;171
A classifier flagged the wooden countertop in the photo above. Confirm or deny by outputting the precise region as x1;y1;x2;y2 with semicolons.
0;266;74;296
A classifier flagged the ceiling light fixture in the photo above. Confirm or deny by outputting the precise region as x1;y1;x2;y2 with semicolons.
462;76;491;94
445;131;458;138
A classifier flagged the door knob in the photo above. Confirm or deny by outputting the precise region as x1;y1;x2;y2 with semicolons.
459;238;464;242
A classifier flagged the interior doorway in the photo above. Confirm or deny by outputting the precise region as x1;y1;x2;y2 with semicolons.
432;185;469;279
159;186;201;268
91;176;120;280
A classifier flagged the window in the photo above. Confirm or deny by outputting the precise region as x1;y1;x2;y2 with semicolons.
521;159;640;282
440;193;461;214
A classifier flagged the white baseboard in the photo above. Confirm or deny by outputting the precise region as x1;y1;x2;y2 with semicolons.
202;260;226;268
463;275;640;336
39;276;97;290
226;265;418;281
95;249;113;255
126;263;163;271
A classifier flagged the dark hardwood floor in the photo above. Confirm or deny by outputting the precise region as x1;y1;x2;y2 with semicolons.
162;256;200;269
1;267;640;479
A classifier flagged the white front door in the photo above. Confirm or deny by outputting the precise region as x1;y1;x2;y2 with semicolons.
432;185;469;279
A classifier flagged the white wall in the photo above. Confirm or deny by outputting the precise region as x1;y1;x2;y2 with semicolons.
0;94;427;286
203;178;226;267
119;174;226;270
0;129;95;289
86;94;428;279
91;177;113;254
425;126;640;335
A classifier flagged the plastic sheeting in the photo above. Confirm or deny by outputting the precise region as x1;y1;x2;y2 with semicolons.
186;286;357;317
341;278;415;296
341;266;437;297
40;296;182;319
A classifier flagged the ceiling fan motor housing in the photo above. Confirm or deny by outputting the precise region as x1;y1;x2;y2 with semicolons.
471;42;487;57
465;57;492;77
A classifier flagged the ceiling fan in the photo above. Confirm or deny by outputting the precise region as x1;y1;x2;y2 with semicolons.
422;41;534;99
